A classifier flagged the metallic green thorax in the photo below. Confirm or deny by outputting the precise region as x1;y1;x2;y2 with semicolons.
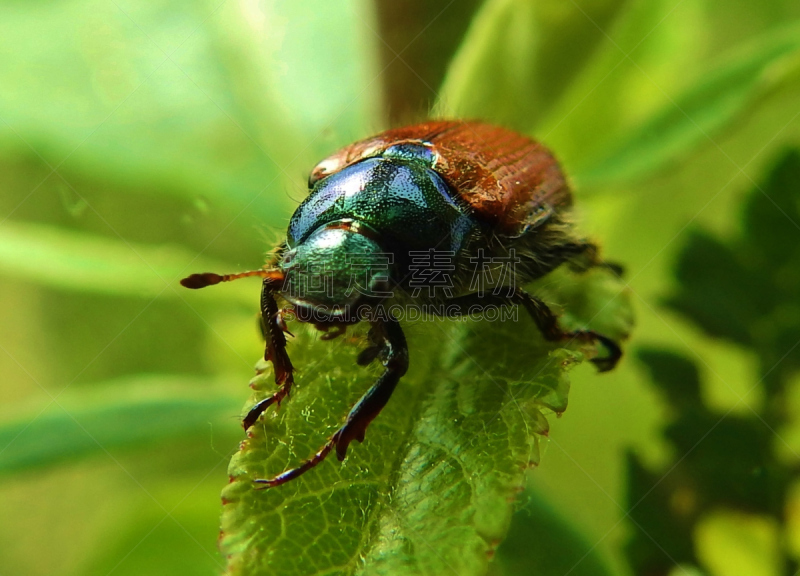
280;144;475;313
287;144;473;254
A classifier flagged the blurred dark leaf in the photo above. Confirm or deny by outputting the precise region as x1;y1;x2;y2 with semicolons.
625;370;787;574
626;402;791;574
637;348;703;409
742;149;800;268
0;376;240;475
666;230;770;347
665;413;787;514
625;451;697;576
632;145;800;575
667;149;800;382
488;489;616;576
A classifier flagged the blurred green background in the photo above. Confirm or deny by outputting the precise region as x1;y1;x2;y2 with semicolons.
2;0;800;575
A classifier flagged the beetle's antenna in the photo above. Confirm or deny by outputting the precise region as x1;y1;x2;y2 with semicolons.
180;269;284;289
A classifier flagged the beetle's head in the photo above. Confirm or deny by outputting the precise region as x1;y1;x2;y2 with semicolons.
279;220;392;320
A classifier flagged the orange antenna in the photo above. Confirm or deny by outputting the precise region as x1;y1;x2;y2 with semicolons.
180;269;284;289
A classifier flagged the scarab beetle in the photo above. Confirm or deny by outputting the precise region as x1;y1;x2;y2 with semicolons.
182;120;622;487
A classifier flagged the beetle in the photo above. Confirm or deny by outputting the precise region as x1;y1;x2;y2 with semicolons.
181;120;622;487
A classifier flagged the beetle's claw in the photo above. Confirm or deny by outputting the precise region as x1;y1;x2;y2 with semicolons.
241;379;293;429
602;261;625;278
252;440;335;489
590;335;622;372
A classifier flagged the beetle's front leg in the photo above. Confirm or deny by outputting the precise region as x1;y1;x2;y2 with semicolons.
243;281;296;430
253;317;408;488
331;317;408;459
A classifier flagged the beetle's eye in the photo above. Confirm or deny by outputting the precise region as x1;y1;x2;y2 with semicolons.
281;250;297;267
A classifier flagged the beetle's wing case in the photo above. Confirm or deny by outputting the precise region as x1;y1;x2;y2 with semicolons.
309;120;572;237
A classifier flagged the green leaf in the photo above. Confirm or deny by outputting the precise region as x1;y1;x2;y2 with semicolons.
488;489;616;576
575;22;800;186
0;375;240;475
0;220;252;305
219;271;632;575
434;0;628;128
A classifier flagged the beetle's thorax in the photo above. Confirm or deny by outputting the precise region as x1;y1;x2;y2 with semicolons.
288;145;474;257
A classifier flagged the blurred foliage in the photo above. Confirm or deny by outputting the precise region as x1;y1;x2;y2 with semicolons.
629;151;800;576
1;0;800;575
376;0;483;124
487;489;616;576
668;151;800;400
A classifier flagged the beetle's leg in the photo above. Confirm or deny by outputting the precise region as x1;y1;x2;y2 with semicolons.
242;281;295;430
356;325;383;366
512;289;621;371
253;317;408;488
516;241;623;280
565;241;624;277
440;291;621;372
180;267;293;427
257;307;294;340
329;318;409;460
